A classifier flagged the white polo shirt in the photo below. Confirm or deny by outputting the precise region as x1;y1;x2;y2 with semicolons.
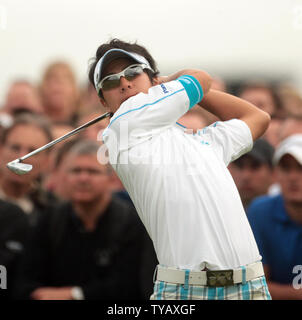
103;75;261;271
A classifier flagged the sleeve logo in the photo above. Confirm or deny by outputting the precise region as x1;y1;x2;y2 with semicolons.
160;83;169;94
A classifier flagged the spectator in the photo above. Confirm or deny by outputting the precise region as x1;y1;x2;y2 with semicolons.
76;113;132;204
278;84;302;118
278;116;302;142
228;138;275;209
238;82;284;118
13;140;156;300
40;61;80;124
44;138;83;200
266;115;302;196
0;113;56;226
0;199;29;300
2;80;43;116
238;82;285;147
247;134;302;299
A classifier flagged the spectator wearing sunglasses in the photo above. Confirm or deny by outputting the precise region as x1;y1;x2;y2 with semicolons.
88;38;271;300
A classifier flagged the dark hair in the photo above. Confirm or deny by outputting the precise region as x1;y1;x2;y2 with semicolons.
88;38;160;98
1;113;53;147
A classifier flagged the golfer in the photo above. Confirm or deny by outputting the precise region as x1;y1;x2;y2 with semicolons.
88;39;271;300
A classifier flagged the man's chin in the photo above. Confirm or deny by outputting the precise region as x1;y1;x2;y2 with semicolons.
7;173;31;185
121;93;137;104
72;196;95;203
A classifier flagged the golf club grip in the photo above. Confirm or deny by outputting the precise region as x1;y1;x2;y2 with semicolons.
19;112;112;161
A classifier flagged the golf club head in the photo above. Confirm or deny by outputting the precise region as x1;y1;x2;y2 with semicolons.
6;159;33;175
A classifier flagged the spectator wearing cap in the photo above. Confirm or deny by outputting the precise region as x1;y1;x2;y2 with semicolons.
228;138;275;209
247;134;302;299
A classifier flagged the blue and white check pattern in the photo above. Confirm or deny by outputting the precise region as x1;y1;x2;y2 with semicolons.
151;268;271;300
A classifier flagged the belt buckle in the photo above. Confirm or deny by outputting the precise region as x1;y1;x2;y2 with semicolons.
206;269;234;287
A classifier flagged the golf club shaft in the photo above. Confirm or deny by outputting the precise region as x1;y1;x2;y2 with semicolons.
18;112;112;162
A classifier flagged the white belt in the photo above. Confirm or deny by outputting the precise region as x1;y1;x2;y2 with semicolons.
156;262;264;287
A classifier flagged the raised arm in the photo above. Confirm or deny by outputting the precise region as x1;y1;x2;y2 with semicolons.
198;89;271;141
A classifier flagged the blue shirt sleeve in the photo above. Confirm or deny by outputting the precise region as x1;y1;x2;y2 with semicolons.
177;75;204;109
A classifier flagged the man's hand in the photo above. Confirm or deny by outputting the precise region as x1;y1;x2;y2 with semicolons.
30;287;73;300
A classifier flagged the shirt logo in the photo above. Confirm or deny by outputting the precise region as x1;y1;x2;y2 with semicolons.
160;83;169;94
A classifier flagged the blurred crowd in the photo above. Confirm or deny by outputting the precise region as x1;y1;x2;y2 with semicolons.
0;61;301;300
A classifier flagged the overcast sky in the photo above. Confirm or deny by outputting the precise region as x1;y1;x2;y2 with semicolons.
0;0;301;104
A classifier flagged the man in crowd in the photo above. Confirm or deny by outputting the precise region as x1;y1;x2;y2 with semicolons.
13;140;156;300
2;80;43;116
278;116;302;142
40;61;80;124
228;139;275;209
237;82;285;147
0;199;29;300
0;113;55;226
248;134;302;299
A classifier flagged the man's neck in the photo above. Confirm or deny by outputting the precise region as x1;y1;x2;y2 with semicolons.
73;193;112;232
285;200;302;225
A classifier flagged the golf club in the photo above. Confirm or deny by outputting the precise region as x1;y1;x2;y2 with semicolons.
6;111;112;175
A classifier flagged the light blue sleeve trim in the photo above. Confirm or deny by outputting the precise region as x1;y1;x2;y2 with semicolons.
175;121;186;129
177;75;204;109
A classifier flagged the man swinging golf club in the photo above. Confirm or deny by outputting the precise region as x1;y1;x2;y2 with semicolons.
88;38;272;300
8;37;271;300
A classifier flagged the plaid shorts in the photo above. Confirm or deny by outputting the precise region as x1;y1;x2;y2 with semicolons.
150;268;271;300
